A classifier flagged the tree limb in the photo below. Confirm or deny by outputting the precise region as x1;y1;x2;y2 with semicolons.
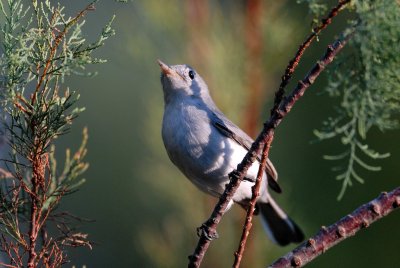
272;0;350;113
188;30;352;268
233;1;351;266
268;187;400;268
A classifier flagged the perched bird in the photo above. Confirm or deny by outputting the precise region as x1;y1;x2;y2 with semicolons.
158;60;304;246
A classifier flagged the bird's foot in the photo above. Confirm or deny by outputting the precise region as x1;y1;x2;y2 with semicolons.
197;223;219;241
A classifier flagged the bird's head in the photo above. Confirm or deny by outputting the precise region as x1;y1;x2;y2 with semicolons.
158;60;210;104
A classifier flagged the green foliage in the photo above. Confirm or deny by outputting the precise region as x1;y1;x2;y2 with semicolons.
42;127;89;211
0;0;114;265
297;0;328;18
314;0;400;199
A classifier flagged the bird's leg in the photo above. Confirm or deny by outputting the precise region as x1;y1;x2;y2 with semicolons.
197;222;219;241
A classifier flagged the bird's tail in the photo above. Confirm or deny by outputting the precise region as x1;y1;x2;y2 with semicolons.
257;197;304;246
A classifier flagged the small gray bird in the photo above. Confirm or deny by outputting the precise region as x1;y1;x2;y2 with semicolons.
158;60;304;245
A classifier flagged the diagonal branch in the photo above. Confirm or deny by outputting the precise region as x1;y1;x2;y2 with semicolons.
268;187;400;268
272;0;350;113
233;1;351;266
189;2;352;266
188;31;353;268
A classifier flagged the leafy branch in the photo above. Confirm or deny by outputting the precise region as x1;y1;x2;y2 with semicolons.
0;0;114;267
314;0;400;199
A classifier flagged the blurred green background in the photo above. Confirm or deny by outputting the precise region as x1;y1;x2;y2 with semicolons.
57;1;400;267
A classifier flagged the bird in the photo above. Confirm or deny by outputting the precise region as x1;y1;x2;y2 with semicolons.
158;60;304;246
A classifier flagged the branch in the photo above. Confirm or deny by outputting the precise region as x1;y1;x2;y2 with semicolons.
188;30;352;268
189;2;352;266
0;263;18;268
272;0;350;113
27;3;96;267
233;1;351;266
233;141;271;268
268;187;400;268
0;168;14;179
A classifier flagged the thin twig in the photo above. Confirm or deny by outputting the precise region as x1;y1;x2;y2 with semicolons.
233;142;271;268
0;262;18;268
233;32;353;268
268;187;400;268
232;1;351;266
272;0;350;113
188;31;352;268
0;168;14;178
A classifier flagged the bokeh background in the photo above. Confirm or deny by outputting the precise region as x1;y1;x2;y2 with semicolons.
52;1;400;267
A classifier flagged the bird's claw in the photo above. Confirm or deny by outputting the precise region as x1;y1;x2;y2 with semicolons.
197;223;219;241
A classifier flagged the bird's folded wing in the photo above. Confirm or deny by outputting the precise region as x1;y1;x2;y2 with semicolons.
211;112;282;193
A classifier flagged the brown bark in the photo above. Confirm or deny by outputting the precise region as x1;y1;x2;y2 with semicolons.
268;187;400;268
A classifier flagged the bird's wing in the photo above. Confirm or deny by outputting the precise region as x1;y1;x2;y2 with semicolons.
211;111;282;193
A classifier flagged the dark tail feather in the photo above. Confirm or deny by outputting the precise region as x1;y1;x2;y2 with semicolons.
257;198;304;246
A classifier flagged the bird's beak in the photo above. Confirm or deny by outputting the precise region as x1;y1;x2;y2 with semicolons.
157;59;175;76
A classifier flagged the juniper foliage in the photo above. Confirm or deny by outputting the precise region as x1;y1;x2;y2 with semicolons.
301;0;400;199
0;0;114;266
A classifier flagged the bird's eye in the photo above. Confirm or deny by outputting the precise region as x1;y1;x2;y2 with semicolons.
188;70;195;80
